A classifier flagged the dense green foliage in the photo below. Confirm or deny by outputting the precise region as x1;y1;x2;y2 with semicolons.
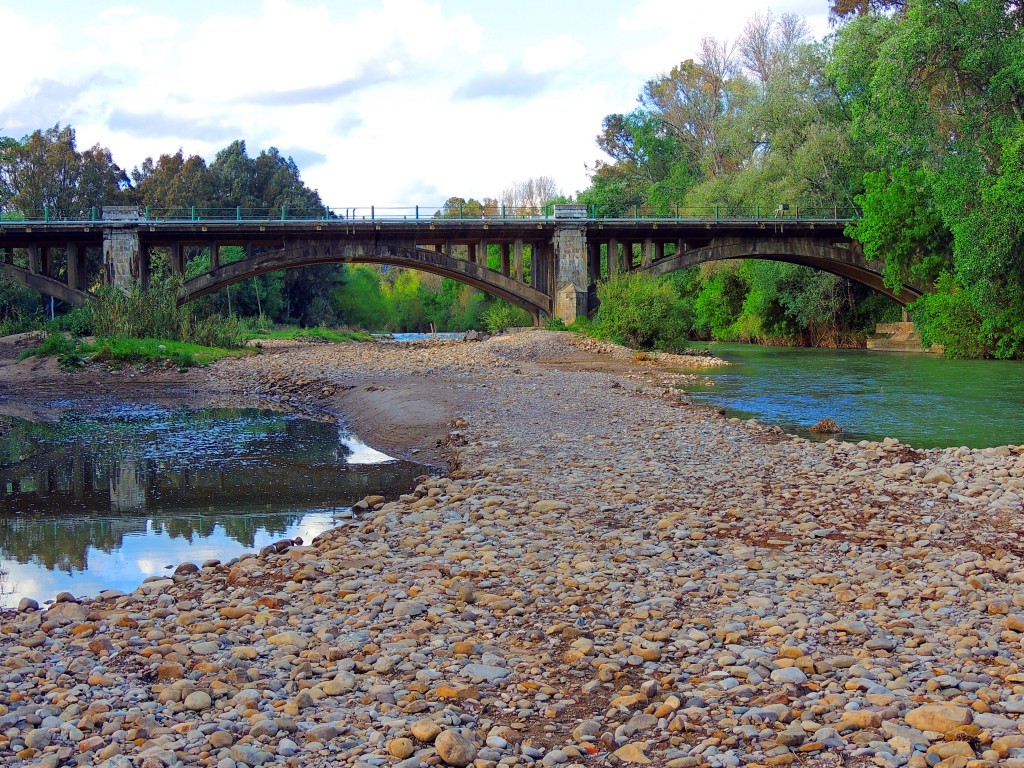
573;1;1024;357
20;334;248;370
593;272;690;350
833;0;1024;357
19;276;250;368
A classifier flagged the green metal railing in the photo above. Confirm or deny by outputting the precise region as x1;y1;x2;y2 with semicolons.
0;204;857;224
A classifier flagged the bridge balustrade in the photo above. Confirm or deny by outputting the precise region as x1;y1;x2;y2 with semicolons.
1;204;858;225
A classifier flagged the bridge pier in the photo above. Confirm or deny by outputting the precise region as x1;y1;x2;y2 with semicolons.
102;207;143;291
553;224;589;324
500;243;511;277
608;239;619;278
67;242;86;292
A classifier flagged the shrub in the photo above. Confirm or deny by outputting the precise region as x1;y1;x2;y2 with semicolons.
911;272;984;358
594;272;690;351
481;300;531;333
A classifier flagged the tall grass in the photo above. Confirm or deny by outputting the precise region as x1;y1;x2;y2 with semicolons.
90;277;244;348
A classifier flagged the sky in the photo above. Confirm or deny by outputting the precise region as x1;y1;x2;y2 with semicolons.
1;0;831;209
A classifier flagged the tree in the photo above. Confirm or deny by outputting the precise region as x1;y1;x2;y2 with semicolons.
500;176;561;214
640;39;754;179
436;196;485;219
131;150;214;210
830;0;906;21
0;125;128;216
833;0;1024;356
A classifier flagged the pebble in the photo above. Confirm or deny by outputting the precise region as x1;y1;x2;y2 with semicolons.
2;333;1023;768
434;729;477;766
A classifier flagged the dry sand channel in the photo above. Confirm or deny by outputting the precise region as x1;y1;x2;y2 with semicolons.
2;331;1024;768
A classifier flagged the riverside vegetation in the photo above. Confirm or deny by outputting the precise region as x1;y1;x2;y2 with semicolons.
4;1;1024;357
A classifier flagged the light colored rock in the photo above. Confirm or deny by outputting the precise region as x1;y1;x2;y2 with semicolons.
267;631;308;649
613;742;652;764
184;691;212;711
905;704;973;734
410;719;442;743
434;729;477;766
388;737;415;758
922;467;954;484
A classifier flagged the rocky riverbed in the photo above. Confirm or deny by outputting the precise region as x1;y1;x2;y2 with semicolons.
2;331;1024;768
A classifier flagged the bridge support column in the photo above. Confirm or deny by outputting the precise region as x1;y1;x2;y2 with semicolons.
101;208;144;291
514;239;524;283
170;241;183;276
67;242;86;291
608;239;619;278
140;247;150;292
642;239;654;268
500;243;510;277
588;242;600;286
553;224;588;324
102;227;140;290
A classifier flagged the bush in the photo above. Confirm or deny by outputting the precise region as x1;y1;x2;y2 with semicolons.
481;300;531;333
594;272;690;351
911;272;984;358
50;307;93;337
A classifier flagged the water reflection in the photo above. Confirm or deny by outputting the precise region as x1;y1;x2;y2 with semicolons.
0;406;423;605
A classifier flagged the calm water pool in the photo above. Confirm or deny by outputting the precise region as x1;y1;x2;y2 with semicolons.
0;405;424;606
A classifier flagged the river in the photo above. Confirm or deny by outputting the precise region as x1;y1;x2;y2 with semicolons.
0;406;424;607
686;342;1024;448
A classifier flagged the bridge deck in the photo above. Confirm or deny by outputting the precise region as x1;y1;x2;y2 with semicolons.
0;216;851;248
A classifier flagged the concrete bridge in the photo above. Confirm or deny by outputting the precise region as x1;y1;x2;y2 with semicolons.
0;206;923;323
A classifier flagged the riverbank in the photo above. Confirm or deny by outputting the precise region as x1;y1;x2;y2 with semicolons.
1;332;1024;768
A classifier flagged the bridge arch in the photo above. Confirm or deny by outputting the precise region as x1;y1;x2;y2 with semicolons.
180;239;552;318
641;236;923;306
0;263;91;307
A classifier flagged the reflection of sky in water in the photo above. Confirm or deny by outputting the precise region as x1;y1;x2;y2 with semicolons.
2;510;344;606
342;434;395;465
0;408;421;607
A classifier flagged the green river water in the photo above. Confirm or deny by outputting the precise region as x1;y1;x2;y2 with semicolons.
686;342;1024;449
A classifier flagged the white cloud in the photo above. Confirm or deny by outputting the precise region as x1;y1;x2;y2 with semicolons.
523;35;586;75
616;0;830;75
4;0;835;207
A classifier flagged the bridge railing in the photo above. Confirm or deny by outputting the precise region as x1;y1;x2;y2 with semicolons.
0;204;857;224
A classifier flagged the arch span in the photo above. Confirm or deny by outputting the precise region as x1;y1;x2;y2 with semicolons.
179;239;552;317
0;263;91;307
642;236;923;306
